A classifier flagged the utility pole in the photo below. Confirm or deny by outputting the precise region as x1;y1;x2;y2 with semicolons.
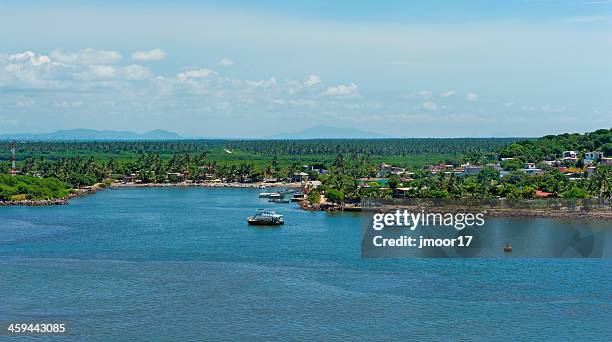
10;141;17;176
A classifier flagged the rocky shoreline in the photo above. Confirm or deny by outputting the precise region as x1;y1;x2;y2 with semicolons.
300;202;612;221
0;198;69;206
0;184;102;207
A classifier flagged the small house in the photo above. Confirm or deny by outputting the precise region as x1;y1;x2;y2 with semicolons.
535;190;552;198
585;151;604;161
523;168;543;175
463;166;484;175
291;172;309;182
562;151;577;158
586;166;596;177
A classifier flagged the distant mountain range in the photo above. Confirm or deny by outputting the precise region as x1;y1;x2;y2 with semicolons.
0;125;388;141
0;129;184;141
270;125;388;139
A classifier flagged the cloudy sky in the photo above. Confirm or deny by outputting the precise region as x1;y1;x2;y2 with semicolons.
1;0;611;137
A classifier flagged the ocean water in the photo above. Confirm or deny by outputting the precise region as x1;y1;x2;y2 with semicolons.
0;187;610;341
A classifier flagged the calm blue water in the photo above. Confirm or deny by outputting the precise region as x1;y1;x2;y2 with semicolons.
0;187;610;341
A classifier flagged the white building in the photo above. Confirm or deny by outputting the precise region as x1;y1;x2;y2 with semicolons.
562;151;577;158
523;168;543;175
586;166;596;177
584;151;604;161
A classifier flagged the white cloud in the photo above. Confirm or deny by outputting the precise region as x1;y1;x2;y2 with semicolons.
466;92;478;101
289;99;317;107
325;83;357;96
122;64;153;80
176;69;217;81
422;101;438;111
246;77;276;88
0;51;61;86
131;48;167;61
440;90;455;97
51;48;121;65
217;58;234;66
8;51;50;66
419;90;433;98
304;74;321;87
84;65;117;79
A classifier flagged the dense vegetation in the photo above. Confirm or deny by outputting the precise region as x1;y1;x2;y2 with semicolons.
0;129;610;202
0;138;521;159
313;165;611;203
311;128;612;202
0;137;519;188
0;174;70;201
499;128;611;162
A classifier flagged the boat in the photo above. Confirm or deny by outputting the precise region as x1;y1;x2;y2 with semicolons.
269;198;290;203
504;242;512;253
247;210;284;225
290;192;305;202
259;192;283;198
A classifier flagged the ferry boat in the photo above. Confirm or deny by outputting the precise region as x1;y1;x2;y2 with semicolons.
247;210;284;225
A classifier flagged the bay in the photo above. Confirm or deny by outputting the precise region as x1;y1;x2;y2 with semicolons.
1;187;610;341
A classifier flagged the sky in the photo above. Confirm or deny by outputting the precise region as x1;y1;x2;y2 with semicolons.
0;0;611;138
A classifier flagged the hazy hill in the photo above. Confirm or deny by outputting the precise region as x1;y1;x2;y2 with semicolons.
0;129;184;141
270;125;388;139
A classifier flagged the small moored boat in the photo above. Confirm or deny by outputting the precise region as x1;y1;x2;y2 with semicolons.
247;210;284;225
259;192;283;198
504;242;513;253
291;192;305;202
269;198;290;203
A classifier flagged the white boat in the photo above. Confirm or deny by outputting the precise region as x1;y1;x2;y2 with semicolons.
247;210;284;225
259;192;283;198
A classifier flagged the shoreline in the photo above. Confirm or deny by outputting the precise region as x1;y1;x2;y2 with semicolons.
0;184;102;207
2;184;610;221
0;181;302;207
108;181;304;189
300;202;612;221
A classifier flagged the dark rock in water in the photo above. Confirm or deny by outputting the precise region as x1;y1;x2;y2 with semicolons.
0;199;69;206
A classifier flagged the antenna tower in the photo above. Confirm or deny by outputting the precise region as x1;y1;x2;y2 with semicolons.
10;141;16;176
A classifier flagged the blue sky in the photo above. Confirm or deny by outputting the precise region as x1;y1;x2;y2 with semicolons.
0;0;611;137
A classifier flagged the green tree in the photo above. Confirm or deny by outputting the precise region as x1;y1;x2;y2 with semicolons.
326;189;345;204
